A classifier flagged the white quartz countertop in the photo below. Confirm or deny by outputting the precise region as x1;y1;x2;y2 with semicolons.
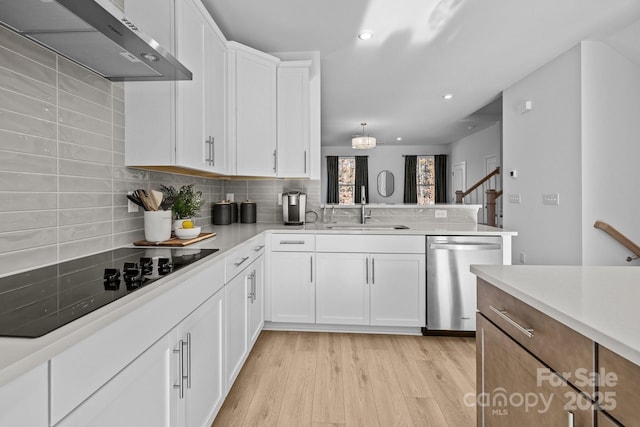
471;264;640;366
0;221;514;387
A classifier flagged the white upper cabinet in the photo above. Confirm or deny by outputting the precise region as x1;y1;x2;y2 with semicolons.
125;0;229;175
227;42;279;177
277;61;311;178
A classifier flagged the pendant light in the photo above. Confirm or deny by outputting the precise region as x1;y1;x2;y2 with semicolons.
352;122;376;149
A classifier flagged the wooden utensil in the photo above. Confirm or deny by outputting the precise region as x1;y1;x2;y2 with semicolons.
150;190;163;211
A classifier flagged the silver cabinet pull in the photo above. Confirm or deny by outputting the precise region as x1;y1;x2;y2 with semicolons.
310;256;313;283
247;270;256;302
185;333;192;390
304;150;307;174
254;244;265;252
173;339;186;399
489;305;534;338
567;411;574;427
365;257;369;284
273;149;277;172
234;256;250;267
371;257;375;284
205;136;214;166
279;240;305;245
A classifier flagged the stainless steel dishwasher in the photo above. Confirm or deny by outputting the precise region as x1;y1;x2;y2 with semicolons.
426;235;503;332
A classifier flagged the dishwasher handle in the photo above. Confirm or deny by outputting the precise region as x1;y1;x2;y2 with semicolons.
429;242;501;251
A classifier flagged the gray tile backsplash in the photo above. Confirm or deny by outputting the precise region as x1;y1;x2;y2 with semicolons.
0;25;322;277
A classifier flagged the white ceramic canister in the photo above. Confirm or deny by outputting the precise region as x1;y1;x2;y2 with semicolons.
144;210;172;242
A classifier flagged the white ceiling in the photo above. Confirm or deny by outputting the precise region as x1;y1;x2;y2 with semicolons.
202;0;640;147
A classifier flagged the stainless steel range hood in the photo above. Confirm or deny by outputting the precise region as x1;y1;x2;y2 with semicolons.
0;0;192;81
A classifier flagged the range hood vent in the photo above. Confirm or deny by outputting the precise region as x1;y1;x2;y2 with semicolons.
0;0;192;81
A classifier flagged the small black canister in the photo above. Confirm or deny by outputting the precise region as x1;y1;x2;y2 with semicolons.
240;200;256;223
230;202;238;223
212;201;232;225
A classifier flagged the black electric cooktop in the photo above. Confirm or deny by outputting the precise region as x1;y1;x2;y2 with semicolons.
0;247;219;338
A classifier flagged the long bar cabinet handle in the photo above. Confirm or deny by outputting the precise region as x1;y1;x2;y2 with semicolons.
489;305;535;338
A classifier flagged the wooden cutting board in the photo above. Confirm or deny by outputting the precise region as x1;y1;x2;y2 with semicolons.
133;232;216;247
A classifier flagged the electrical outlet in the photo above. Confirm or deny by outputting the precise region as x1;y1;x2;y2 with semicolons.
277;193;282;205
127;191;138;213
520;252;526;264
435;209;447;219
226;193;234;202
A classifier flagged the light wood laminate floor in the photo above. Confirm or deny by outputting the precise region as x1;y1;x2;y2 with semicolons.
212;331;476;427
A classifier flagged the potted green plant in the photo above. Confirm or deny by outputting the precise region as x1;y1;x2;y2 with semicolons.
160;184;204;229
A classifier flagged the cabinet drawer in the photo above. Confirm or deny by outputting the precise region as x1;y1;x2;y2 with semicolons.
316;235;424;253
477;279;594;396
225;235;265;282
270;233;315;251
598;345;640;426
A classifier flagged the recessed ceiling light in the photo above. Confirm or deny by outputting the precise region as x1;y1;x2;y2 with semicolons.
396;137;403;141
443;93;453;100
357;30;374;40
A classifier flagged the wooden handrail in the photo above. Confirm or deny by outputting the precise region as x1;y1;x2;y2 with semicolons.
461;167;500;198
594;220;640;259
456;167;501;203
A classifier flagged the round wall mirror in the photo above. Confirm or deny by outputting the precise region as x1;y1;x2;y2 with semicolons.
377;170;395;197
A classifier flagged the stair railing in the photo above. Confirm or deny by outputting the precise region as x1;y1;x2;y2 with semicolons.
455;167;502;226
594;220;640;262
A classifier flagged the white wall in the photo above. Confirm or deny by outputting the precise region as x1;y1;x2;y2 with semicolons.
581;41;640;265
320;144;449;204
502;45;583;265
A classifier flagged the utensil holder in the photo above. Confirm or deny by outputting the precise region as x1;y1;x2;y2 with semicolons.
144;211;172;242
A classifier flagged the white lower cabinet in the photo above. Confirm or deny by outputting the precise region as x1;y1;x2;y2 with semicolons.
224;240;265;390
0;364;47;427
269;234;316;323
315;235;426;328
177;290;225;427
270;251;315;323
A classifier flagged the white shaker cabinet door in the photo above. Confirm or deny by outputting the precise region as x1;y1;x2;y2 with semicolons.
369;253;426;327
178;289;225;427
224;270;249;390
248;256;265;346
277;62;310;178
315;253;369;325
270;251;315;323
229;45;278;177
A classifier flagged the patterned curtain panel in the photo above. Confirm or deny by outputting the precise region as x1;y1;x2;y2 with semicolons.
434;155;448;203
326;156;339;203
403;155;417;203
354;156;369;203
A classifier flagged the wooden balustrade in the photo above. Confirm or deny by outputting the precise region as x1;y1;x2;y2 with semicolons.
455;167;502;226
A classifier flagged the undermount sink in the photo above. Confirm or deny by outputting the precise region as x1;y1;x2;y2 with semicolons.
325;224;410;230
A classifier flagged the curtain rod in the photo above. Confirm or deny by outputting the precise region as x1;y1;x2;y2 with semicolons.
401;154;448;157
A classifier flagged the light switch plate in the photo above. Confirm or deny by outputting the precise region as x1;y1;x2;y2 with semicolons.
435;209;447;218
543;193;560;206
508;193;521;204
